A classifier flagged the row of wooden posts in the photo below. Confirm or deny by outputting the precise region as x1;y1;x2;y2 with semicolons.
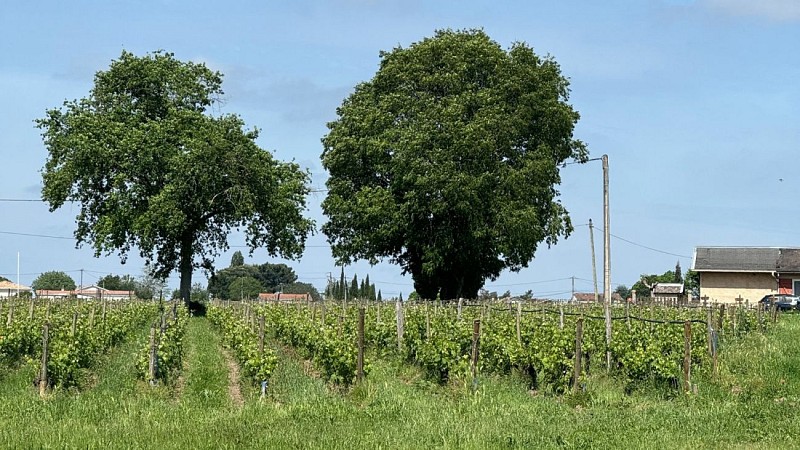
36;301;113;397
224;298;780;392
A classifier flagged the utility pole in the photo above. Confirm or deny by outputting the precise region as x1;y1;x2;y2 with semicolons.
571;276;575;299
589;219;599;304
80;268;84;292
602;154;612;372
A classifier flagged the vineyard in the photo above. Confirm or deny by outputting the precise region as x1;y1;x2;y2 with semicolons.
0;296;797;448
208;298;772;393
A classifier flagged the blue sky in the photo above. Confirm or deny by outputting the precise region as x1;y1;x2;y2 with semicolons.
0;0;798;297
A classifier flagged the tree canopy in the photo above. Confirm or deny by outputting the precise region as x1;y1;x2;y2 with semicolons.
228;276;263;301
321;29;587;299
208;258;298;300
32;271;76;291
37;51;314;310
97;274;137;291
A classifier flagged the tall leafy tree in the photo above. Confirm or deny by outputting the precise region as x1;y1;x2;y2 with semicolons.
321;29;587;299
31;271;76;291
37;51;313;310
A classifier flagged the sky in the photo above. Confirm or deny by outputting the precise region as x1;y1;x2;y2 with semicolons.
0;0;798;298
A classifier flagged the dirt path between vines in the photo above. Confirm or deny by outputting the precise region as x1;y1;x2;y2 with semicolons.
220;346;244;407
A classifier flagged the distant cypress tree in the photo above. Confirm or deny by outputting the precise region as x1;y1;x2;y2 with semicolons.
377;290;382;302
350;274;359;300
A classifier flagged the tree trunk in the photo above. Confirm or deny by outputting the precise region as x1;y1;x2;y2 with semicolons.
179;234;201;314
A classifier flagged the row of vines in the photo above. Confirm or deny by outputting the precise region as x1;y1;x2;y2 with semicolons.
0;297;158;390
213;299;776;392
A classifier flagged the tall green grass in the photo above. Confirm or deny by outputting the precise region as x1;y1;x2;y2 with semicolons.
0;314;798;448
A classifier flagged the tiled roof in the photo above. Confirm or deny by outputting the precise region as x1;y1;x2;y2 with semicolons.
693;247;781;272
652;283;684;295
258;292;310;301
0;281;31;290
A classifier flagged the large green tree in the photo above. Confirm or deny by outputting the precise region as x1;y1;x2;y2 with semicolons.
228;276;263;301
32;271;77;291
321;29;587;299
208;260;297;299
37;51;314;311
97;274;137;291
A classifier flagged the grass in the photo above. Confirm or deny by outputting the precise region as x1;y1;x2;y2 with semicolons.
1;314;799;448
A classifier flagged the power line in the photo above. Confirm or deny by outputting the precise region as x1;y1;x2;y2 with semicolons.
0;230;73;240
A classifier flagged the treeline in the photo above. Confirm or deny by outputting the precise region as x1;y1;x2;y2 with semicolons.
208;251;321;301
325;269;382;301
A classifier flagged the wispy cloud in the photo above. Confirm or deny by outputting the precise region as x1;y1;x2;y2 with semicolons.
704;0;800;21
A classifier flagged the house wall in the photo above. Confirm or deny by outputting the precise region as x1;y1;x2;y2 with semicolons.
699;272;776;303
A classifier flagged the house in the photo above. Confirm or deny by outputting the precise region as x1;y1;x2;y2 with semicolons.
651;283;685;303
692;246;800;304
0;280;32;298
258;292;311;302
570;292;623;304
35;285;134;300
76;285;135;300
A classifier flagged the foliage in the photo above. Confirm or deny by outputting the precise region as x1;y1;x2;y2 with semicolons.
0;298;156;389
685;270;700;297
37;50;314;309
228;276;263;301
231;251;245;267
209;261;297;299
134;268;167;300
207;305;277;384
321;29;587;300
97;274;136;291
260;303;366;385
31;271;76;291
136;303;190;384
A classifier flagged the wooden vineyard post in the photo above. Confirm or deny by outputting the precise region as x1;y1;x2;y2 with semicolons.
396;298;404;351
470;319;481;390
706;308;713;357
757;303;764;332
321;301;326;325
102;298;107;324
771;304;778;324
148;324;158;385
573;318;583;393
39;322;50;397
71;311;79;336
683;321;692;393
258;315;265;355
718;304;725;335
457;298;463;321
45;301;51;321
516;301;522;345
89;307;95;327
357;307;365;383
6;301;13;327
559;304;565;330
29;298;35;320
425;305;431;341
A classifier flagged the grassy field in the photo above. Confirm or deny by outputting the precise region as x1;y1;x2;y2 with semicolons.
1;314;799;449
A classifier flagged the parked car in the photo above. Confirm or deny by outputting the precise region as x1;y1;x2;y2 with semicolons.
758;294;800;311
